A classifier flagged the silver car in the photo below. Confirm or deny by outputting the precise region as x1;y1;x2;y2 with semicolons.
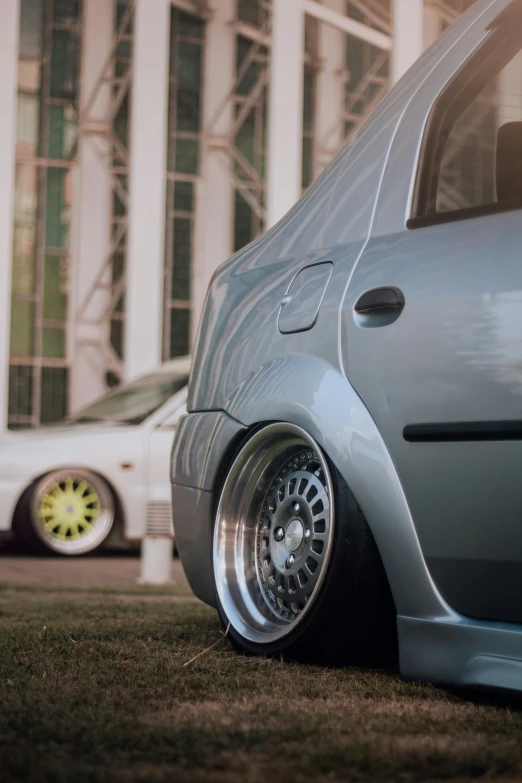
171;0;522;693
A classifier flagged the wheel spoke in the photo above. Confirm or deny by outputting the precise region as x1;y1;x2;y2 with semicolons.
255;456;331;623
75;480;88;497
81;494;100;513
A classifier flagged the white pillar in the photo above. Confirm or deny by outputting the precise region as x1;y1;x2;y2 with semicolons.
125;0;170;380
70;0;114;410
391;0;424;85
192;0;235;338
497;50;522;129
0;0;20;433
423;4;442;51
315;0;346;177
267;0;305;228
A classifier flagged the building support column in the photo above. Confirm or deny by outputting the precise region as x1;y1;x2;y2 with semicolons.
70;0;114;411
391;0;424;85
314;0;347;177
424;3;442;51
125;0;170;381
192;0;235;337
267;0;305;228
0;0;21;432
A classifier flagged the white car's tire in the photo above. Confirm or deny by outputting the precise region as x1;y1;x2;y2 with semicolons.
17;469;115;556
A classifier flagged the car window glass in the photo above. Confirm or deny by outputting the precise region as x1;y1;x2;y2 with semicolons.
68;374;189;425
435;48;522;215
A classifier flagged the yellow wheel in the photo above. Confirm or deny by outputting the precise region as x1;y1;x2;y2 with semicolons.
28;469;114;555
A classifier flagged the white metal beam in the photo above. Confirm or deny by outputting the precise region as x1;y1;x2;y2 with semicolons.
304;0;392;51
125;0;170;380
0;0;21;432
267;0;305;227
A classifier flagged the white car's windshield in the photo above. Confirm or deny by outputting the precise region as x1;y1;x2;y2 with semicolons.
68;372;189;425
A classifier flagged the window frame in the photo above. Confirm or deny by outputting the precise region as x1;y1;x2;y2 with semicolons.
407;1;522;230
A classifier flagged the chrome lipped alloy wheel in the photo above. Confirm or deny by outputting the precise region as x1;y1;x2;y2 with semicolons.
213;423;334;645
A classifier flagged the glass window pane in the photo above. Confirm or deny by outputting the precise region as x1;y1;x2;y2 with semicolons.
113;93;130;148
174;180;194;212
433;46;522;214
45;168;70;249
17;93;40;155
70;373;189;425
111;319;123;359
236;37;262;95
116;0;133;34
172;218;192;300
10;300;34;358
8;364;34;418
41;367;68;424
50;29;79;100
175;137;199;174
14;164;38;222
19;0;44;60
234;190;253;252
52;0;80;24
169;308;190;358
42;326;66;358
302;136;313;190
235;110;255;165
237;0;265;28
303;70;315;133
178;12;203;39
12;225;36;295
112;253;125;313
176;41;202;132
48;104;76;160
43;254;67;319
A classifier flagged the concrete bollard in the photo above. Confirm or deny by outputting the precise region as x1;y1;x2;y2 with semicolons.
138;501;175;584
138;535;173;584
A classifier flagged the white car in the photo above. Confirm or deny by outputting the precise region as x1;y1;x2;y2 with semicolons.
0;357;190;555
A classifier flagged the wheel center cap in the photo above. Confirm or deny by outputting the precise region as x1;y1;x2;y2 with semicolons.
285;518;304;552
66;505;75;515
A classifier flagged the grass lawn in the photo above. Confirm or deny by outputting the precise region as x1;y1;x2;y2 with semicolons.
1;583;522;783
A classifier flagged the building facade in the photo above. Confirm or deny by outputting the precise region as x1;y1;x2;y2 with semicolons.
0;0;476;430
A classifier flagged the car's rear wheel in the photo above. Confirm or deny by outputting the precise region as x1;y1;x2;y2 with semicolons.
17;469;115;555
213;423;397;665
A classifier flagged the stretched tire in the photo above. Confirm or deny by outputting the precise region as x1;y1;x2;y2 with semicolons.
16;469;115;556
213;423;397;666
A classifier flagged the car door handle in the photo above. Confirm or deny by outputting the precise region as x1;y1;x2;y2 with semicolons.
354;286;405;316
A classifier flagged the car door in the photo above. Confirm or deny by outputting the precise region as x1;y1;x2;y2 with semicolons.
147;393;187;535
342;1;522;623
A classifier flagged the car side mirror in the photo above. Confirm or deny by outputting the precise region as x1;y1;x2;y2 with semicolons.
496;121;522;205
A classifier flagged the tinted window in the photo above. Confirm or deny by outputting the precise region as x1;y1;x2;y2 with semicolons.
412;5;522;225
68;373;188;425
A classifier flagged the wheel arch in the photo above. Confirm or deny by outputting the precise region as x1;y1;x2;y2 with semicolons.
222;355;454;622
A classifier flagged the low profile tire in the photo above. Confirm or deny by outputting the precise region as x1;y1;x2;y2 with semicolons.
16;469;115;556
213;423;397;666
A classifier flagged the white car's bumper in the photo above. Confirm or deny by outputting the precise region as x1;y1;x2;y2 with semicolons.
0;476;26;531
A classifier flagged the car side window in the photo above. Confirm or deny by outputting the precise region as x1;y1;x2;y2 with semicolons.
410;4;522;227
